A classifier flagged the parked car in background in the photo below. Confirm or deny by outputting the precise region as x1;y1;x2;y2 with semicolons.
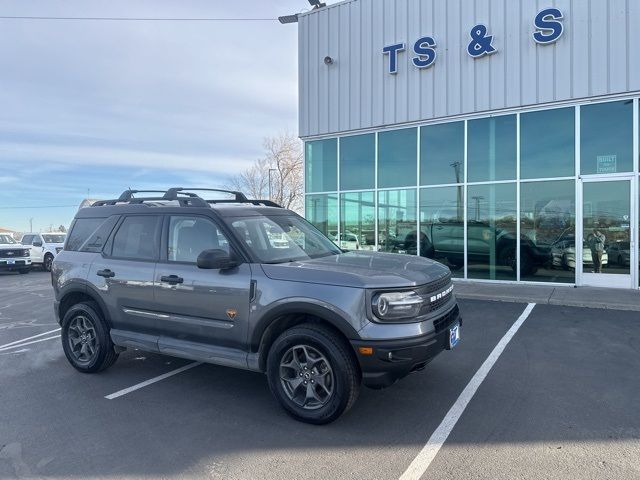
0;234;31;274
21;232;66;272
333;232;361;251
607;242;631;266
551;236;609;271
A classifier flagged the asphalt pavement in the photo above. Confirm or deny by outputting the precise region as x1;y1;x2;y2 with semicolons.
0;271;639;479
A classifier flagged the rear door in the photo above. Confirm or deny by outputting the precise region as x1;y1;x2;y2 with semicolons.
153;215;252;361
89;215;162;351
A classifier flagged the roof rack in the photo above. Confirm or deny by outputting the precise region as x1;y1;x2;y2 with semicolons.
90;187;282;209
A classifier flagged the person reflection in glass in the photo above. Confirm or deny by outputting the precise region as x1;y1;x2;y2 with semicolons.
588;228;606;273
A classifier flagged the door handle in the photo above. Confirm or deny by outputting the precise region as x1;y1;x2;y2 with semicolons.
160;275;184;285
96;269;115;278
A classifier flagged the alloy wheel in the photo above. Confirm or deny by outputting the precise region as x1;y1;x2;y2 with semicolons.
279;344;334;410
67;315;98;364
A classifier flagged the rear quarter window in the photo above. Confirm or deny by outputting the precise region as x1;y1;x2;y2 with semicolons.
66;217;116;252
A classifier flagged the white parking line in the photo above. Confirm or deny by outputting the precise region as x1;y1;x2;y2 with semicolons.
105;362;203;400
0;335;61;352
399;303;536;480
0;328;61;350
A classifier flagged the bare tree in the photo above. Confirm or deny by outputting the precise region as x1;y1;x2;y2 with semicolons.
226;132;304;213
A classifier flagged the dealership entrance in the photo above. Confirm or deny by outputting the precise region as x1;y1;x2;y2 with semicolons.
578;177;637;288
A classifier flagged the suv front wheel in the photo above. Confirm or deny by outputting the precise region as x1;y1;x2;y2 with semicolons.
266;324;360;424
61;301;119;373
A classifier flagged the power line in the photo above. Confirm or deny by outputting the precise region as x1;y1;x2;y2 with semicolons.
0;16;277;22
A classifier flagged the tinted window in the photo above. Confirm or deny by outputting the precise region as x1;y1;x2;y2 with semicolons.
168;216;229;263
378;128;417;188
581;100;633;174
79;216;119;253
378;189;417;254
340;134;375;190
340;191;376;251
468;115;517;182
111;216;161;260
42;234;67;243
420;122;464;186
21;235;33;245
66;219;105;251
306;194;338;239
305;139;337;193
521;107;575;179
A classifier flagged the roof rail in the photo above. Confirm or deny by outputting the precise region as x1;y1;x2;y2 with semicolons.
163;188;248;202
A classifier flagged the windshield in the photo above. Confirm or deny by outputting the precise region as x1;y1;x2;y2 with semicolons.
42;234;66;243
0;234;16;244
230;214;341;264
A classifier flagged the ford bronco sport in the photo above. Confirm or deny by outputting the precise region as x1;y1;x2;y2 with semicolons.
52;188;461;424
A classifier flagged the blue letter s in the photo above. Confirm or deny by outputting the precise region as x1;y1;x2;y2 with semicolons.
412;36;437;69
534;8;564;44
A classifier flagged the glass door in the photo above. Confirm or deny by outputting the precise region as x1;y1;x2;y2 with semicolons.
579;178;636;288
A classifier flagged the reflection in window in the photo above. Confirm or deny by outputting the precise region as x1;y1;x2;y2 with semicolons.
581;101;633;175
378;128;417;188
468;115;517;182
420;122;464;186
521;108;575;179
378;189;417;254
419;187;464;277
168;216;229;263
521;181;575;283
305;139;337;192
340;134;375;190
340;192;376;251
305;194;338;240
467;184;517;280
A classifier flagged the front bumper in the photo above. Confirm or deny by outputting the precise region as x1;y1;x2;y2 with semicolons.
0;259;31;271
351;305;462;389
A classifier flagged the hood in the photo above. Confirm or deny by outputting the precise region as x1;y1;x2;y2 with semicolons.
0;244;26;250
261;251;451;289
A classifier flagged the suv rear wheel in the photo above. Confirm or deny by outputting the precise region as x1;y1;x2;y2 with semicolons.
266;324;360;424
43;253;54;272
61;301;118;373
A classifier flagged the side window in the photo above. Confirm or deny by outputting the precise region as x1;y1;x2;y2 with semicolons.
111;216;162;260
33;235;42;246
168;216;230;263
21;235;33;245
66;218;105;251
80;216;119;253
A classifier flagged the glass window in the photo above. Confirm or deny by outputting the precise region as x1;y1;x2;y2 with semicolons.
581;100;634;175
111;216;162;260
340;192;376;251
521;108;575;179
378;189;417;254
66;218;105;251
468;115;517;182
305;139;337;193
378;128;417;188
230;215;340;264
419;186;465;277
42;234;66;244
80;216;119;253
467;183;517;280
340;134;375;190
521;181;575;283
306;194;338;240
168;216;230;263
20;235;33;245
420;122;464;186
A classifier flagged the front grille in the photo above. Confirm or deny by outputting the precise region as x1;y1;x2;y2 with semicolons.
434;305;460;333
0;249;28;258
416;274;453;314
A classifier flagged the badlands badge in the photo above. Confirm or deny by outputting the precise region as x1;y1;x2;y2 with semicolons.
226;308;238;320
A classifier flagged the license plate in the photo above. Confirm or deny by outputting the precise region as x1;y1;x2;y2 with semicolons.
448;323;461;349
6;260;15;265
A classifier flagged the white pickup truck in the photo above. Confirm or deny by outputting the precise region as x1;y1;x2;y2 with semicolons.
21;233;66;272
0;234;31;274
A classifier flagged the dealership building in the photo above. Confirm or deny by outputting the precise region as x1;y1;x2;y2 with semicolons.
298;0;640;289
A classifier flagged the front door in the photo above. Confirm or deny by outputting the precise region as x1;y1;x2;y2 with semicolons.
579;177;636;288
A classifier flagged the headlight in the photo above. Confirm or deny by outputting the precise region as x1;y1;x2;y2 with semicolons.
23;249;30;257
372;291;423;321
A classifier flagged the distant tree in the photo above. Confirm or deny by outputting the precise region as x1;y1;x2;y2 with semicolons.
58;225;67;233
226;132;304;213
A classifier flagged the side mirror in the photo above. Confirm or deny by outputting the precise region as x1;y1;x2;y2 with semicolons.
33;241;43;247
196;249;238;270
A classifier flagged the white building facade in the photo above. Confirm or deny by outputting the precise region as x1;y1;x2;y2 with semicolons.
299;0;640;289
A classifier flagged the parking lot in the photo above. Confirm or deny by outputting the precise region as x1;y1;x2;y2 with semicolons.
1;271;639;480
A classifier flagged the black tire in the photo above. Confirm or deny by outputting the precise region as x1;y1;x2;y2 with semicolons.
266;323;360;425
43;254;54;272
61;301;118;373
18;269;30;274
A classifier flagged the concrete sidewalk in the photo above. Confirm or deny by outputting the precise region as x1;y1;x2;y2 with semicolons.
453;280;640;312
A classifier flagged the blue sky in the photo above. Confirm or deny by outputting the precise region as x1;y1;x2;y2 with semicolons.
0;0;320;232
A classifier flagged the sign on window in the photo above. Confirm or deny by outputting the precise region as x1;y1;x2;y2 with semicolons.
596;155;617;174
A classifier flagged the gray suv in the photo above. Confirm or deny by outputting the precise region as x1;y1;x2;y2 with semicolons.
52;188;461;424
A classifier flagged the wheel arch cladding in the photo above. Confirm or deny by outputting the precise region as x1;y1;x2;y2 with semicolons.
59;286;110;326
